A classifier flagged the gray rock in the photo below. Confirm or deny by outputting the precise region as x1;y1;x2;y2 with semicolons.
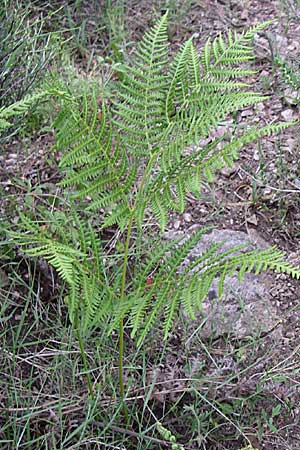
283;88;299;106
166;228;282;340
0;269;9;288
281;108;295;121
183;213;192;223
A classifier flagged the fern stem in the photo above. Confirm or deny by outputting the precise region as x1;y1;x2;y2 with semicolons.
118;213;134;409
118;151;157;405
74;310;95;400
118;317;125;398
133;153;157;208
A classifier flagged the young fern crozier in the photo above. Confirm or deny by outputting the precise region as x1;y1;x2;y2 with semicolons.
10;13;300;398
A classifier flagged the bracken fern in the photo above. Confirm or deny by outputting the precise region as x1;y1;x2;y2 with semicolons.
9;13;300;399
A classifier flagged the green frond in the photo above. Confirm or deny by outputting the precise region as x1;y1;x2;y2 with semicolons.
174;238;300;332
163;288;182;339
53;88;134;225
128;229;213;342
81;273;112;331
10;15;300;350
195;81;250;92
140;139;221;229
182;277;198;320
150;193;168;231
159;228;214;277
113;12;169;154
187;42;201;87
202;121;298;182
129;288;155;339
0;84;71;134
101;204;131;231
133;238;180;290
9;209;114;331
145;119;297;230
275;55;300;90
10;227;82;286
0;91;48;133
166;39;192;118
135;283;170;345
187;91;267;139
201;21;272;77
0;91;47;120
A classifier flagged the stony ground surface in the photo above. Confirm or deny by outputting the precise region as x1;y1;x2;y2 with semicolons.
1;1;300;449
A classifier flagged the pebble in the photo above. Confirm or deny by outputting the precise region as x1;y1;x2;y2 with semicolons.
241;109;253;117
285;331;295;339
253;150;260;161
173;220;181;230
183;213;192;223
221;165;237;177
188;224;201;232
281;109;295;121
283;88;299;106
256;103;265;112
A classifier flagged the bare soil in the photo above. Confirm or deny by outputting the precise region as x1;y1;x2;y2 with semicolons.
1;1;300;449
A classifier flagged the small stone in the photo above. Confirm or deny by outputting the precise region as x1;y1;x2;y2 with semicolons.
0;270;9;287
8;153;18;159
263;187;272;195
260;69;270;78
285;331;294;339
241;109;253;117
188;224;201;232
241;9;249;20
253;150;260;161
247;214;258;226
173;220;181;230
183;213;192;223
221;165;237;177
256;103;265;112
283;88;299;106
281;109;295;121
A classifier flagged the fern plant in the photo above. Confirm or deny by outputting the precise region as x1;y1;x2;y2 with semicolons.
274;54;300;93
9;13;300;402
0;85;71;135
0;92;49;134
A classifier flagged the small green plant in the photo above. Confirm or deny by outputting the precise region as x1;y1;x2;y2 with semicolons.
0;92;48;134
156;422;185;450
9;13;300;407
0;1;62;141
275;54;300;97
102;0;127;62
0;87;71;135
261;403;282;433
0;1;57;103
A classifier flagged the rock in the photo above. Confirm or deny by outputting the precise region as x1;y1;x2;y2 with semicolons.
0;270;9;287
256;102;265;112
241;109;253;117
260;70;270;78
281;108;295;121
253;150;260;161
199;272;279;339
192;230;281;339
221;163;238;177
8;153;18;159
166;228;282;340
246;214;258;226
173;220;181;230
183;213;192;223
283;88;299;106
